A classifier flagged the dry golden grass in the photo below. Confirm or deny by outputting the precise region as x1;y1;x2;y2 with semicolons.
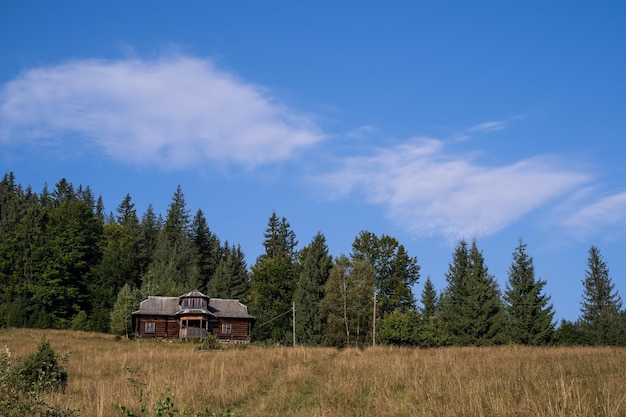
1;328;626;416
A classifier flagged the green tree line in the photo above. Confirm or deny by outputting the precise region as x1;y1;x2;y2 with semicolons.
1;172;624;346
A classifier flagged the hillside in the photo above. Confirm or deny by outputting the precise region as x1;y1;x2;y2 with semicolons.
1;328;625;416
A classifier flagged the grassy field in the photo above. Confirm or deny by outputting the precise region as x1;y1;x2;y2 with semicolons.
1;328;625;416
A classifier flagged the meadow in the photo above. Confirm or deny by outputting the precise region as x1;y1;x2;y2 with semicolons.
1;328;625;417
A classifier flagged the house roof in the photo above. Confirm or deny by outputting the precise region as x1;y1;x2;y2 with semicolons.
132;293;255;320
133;296;179;316
180;289;209;299
208;298;256;319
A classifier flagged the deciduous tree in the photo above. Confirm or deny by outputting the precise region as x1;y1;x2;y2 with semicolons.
321;256;375;348
351;231;419;316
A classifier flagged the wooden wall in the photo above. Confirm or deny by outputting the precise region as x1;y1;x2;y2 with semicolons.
208;318;252;342
133;315;253;342
134;315;179;339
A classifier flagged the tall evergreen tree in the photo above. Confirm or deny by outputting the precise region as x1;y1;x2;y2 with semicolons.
137;204;160;276
580;246;624;345
504;239;554;345
293;232;332;346
142;186;199;296
248;212;298;343
351;231;420;316
439;239;505;346
190;209;221;292
34;181;103;328
207;242;250;300
89;194;143;330
320;256;375;348
420;276;437;320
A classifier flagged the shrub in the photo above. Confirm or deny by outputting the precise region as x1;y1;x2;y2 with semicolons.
0;344;77;417
197;334;221;351
17;336;69;393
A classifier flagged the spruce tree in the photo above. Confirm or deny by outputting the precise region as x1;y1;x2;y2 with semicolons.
438;240;472;345
439;239;505;345
504;239;554;345
420;276;437;320
248;212;298;343
293;232;332;346
580;246;624;345
137;204;160;276
207;243;250;300
190;209;221;292
35;181;103;328
142;186;199;296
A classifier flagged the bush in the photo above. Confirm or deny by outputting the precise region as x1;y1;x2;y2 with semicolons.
197;334;221;351
0;344;77;417
17;336;69;393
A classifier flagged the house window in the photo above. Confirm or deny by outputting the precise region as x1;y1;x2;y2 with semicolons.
145;322;155;333
222;323;232;335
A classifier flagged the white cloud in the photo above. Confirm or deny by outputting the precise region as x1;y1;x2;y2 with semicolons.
0;55;322;169
468;120;509;133
560;192;626;240
319;138;589;240
451;115;525;142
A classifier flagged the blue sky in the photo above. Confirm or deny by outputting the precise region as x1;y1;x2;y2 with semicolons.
1;1;625;322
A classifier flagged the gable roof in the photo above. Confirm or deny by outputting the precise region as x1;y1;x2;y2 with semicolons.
132;293;255;320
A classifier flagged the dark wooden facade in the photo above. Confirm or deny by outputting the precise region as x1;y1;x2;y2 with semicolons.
208;318;253;343
132;290;255;342
135;315;179;339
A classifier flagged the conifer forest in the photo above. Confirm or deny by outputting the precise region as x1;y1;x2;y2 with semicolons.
1;172;625;346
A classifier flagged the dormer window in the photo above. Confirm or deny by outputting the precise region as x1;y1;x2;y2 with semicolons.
181;297;206;309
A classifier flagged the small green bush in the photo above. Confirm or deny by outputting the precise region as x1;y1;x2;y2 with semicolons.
17;336;69;393
197;334;221;351
0;344;77;417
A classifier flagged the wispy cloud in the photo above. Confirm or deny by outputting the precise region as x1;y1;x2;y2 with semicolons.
0;55;322;169
319;137;589;241
451;115;524;142
468;120;509;133
560;191;626;240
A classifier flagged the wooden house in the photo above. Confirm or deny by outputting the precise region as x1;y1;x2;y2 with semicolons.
131;289;256;343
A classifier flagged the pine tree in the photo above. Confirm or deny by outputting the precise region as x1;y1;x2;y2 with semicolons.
248;212;298;343
190;209;221;292
35;180;104;328
438;240;472;344
207;243;250;300
293;232;332;346
137;204;160;276
466;240;506;345
580;246;624;345
142;186;199;296
420;276;437;320
504;239;554;345
439;239;505;346
351;231;420;316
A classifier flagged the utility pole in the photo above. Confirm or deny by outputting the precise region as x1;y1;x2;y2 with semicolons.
292;301;296;347
373;291;377;347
